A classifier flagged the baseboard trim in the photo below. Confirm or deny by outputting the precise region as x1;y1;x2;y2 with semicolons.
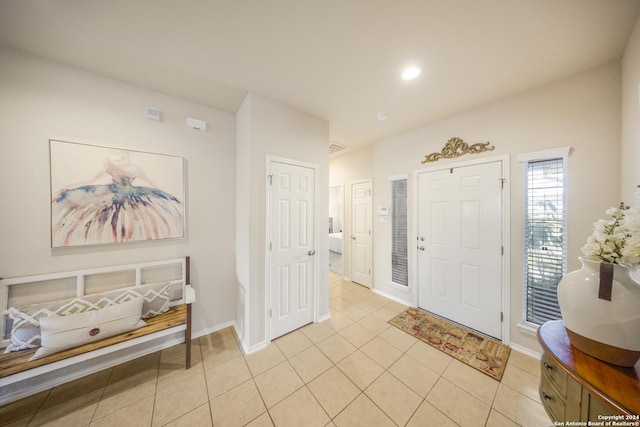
372;288;413;307
318;312;332;323
241;339;269;355
193;320;236;339
510;342;541;360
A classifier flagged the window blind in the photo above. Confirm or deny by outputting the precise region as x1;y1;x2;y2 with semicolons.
391;179;408;286
524;158;566;325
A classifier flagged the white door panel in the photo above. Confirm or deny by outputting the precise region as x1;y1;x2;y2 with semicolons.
418;161;503;339
351;180;372;287
269;160;315;339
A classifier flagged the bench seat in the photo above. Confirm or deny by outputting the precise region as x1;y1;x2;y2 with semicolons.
0;303;191;381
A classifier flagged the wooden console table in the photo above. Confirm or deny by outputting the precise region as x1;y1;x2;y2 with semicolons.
537;321;640;422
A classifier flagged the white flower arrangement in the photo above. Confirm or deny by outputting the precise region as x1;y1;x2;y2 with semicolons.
581;201;640;268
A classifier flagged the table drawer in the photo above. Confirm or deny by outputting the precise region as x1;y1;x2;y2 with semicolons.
541;352;568;397
540;375;567;421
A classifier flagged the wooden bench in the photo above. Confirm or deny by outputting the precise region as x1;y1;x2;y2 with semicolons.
0;257;194;404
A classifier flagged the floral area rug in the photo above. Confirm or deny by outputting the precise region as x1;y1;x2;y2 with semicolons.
388;308;511;381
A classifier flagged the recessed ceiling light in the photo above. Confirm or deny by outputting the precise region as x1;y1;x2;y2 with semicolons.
402;66;421;80
377;112;388;121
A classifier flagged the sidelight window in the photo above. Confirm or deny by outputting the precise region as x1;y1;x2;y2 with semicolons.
391;177;408;286
519;148;570;326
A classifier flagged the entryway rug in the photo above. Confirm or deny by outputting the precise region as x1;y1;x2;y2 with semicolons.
388;308;511;381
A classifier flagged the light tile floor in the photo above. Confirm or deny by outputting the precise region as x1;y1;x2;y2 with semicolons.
329;251;343;275
0;272;551;427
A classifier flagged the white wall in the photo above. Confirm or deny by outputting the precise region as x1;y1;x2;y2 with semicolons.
331;62;622;353
622;15;640;205
0;47;237;337
236;92;330;352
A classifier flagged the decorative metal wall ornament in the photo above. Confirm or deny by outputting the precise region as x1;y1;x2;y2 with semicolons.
421;137;495;164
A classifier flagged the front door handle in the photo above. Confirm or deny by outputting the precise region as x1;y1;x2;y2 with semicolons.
308;250;316;256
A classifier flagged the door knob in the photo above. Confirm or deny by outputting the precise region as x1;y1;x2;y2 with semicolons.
418;246;425;251
308;250;316;256
351;236;356;240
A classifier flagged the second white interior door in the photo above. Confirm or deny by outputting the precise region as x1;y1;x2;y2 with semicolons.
351;180;372;287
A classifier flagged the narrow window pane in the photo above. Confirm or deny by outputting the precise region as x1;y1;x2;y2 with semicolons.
392;179;408;286
524;158;566;325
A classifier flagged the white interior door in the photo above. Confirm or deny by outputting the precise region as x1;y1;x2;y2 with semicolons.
269;160;316;340
417;161;503;339
351;180;372;287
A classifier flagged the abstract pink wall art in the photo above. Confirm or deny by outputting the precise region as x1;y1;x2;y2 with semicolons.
50;140;185;247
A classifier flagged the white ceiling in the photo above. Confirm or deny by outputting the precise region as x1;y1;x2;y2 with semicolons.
1;1;639;152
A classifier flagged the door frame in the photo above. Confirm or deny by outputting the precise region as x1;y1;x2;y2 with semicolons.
350;178;373;288
412;154;511;343
265;155;320;342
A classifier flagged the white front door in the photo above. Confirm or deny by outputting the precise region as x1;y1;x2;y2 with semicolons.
351;180;372;288
417;161;503;339
268;159;316;340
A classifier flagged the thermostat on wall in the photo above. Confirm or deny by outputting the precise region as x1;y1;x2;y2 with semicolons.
377;206;389;216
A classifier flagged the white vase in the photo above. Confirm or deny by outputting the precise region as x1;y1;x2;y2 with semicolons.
557;257;640;367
